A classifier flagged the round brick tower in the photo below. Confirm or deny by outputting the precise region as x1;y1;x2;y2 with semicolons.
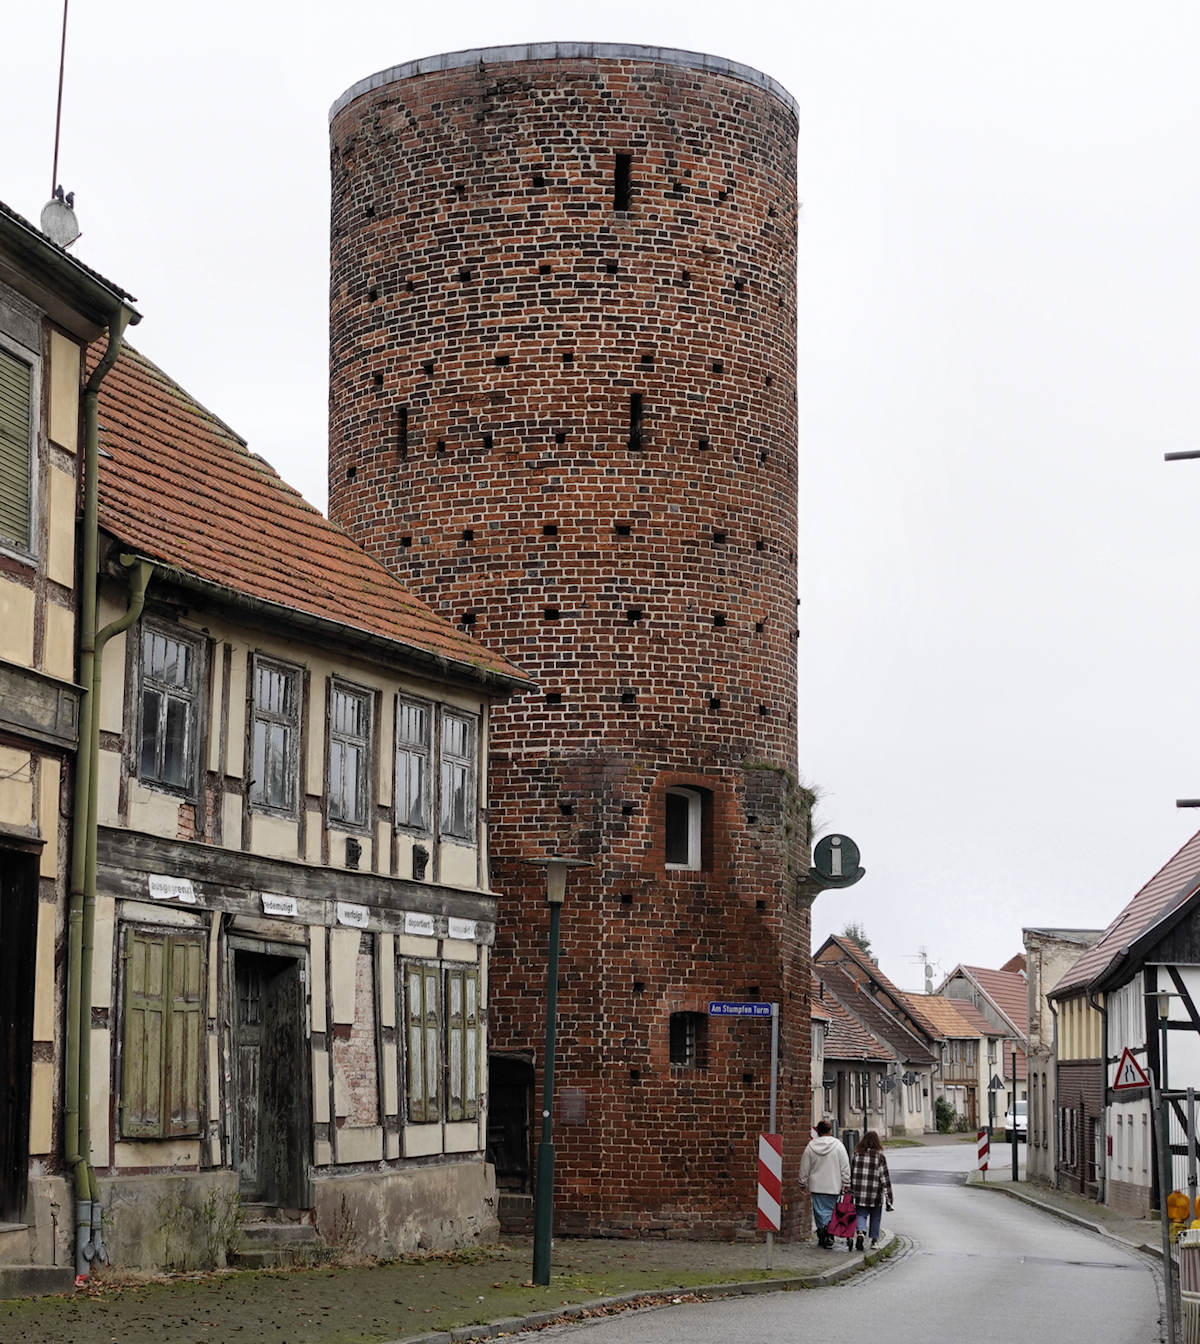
328;43;812;1238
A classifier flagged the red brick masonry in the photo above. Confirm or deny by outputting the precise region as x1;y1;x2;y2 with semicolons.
328;45;811;1237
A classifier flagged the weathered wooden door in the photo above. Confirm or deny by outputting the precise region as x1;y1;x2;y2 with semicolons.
233;951;309;1207
0;851;37;1223
486;1056;533;1193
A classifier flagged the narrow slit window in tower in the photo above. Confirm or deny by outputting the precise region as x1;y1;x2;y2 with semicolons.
628;393;644;451
613;153;633;210
398;406;409;456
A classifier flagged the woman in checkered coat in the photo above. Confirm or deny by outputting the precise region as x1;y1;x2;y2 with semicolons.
849;1131;893;1250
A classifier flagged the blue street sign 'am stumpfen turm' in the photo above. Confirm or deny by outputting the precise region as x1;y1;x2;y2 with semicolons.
708;1001;773;1018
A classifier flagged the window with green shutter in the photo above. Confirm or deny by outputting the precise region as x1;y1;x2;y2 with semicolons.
121;928;204;1138
404;962;441;1123
445;966;480;1122
0;344;33;552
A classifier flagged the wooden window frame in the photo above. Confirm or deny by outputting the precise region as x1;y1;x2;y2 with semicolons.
395;696;432;833
403;961;442;1123
438;709;478;842
0;332;39;558
249;654;302;816
445;965;481;1122
137;622;204;797
119;926;204;1139
327;678;373;831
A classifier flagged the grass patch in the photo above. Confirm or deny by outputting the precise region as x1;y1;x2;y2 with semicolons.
882;1138;922;1149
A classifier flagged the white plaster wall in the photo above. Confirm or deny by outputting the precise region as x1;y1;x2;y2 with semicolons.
45;464;75;587
0;579;34;666
0;744;33;826
47;330;79;452
250;812;298;861
43;597;75;681
37;756;59;878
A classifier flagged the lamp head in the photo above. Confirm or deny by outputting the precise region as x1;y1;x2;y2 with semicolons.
523;852;592;906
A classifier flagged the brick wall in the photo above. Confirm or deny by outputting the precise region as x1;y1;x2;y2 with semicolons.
328;46;811;1237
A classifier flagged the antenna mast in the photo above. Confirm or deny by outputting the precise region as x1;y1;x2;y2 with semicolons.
51;0;69;195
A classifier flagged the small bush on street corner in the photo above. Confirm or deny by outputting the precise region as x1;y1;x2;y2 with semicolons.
935;1096;958;1133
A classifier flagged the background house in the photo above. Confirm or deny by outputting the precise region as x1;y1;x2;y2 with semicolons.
1049;829;1200;1216
814;936;939;1134
812;974;892;1136
1023;927;1103;1186
939;961;1028;1122
903;993;986;1129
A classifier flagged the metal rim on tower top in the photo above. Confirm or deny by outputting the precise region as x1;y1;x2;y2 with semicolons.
329;42;799;124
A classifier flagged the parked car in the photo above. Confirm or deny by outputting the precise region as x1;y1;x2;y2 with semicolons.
1003;1100;1027;1141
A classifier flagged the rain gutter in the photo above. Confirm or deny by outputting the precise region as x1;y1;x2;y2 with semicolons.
64;308;136;1281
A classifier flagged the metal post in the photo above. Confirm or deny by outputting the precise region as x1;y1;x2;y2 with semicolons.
1154;1064;1180;1344
1011;1044;1019;1182
1188;1089;1197;1221
531;898;562;1286
766;1003;779;1270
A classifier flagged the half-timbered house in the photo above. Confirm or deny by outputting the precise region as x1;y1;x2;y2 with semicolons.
0;200;138;1294
1050;829;1200;1216
80;341;533;1268
814;936;938;1134
939;961;1028;1124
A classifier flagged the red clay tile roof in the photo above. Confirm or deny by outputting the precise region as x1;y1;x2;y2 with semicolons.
815;935;941;1040
813;975;892;1062
956;965;1027;1036
902;993;982;1039
92;343;531;691
816;961;937;1065
1050;827;1200;998
946;998;1001;1038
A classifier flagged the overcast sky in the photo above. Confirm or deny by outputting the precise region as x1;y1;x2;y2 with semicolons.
6;2;1200;994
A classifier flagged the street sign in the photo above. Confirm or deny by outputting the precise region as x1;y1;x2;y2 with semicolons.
813;833;859;879
709;1001;773;1018
989;1074;1004;1091
1113;1046;1151;1091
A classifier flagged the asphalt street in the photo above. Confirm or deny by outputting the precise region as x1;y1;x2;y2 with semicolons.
533;1142;1165;1344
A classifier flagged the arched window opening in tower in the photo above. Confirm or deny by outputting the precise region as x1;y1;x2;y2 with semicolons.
665;786;704;871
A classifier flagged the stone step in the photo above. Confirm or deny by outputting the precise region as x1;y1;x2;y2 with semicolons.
239;1203;310;1225
497;1193;533;1234
0;1224;32;1268
231;1216;320;1268
240;1222;319;1249
0;1264;74;1299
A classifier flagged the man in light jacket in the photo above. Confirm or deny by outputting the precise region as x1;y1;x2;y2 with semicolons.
798;1119;850;1248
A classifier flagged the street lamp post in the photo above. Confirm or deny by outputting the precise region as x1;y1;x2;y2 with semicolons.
525;854;590;1288
1151;988;1180;1344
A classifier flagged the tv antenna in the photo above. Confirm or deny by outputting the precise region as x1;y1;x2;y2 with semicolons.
42;0;81;248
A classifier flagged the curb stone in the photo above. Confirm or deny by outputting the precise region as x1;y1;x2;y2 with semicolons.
384;1232;898;1344
970;1179;1171;1262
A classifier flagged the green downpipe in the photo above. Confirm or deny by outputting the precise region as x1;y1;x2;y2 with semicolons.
65;309;133;1279
80;556;152;1264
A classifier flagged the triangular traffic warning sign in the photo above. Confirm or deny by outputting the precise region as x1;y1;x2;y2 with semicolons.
1112;1046;1151;1091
